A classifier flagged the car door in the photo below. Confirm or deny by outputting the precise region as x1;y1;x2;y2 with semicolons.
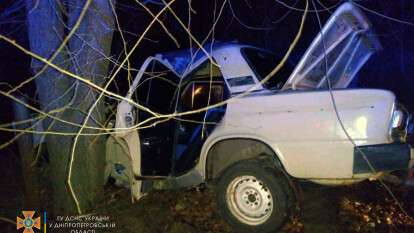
128;58;181;176
172;61;227;175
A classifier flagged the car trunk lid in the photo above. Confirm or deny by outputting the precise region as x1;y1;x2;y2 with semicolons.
282;2;381;91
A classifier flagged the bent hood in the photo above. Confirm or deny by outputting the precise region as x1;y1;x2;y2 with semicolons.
282;2;381;90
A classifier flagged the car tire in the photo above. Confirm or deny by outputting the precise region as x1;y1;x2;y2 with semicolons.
216;160;292;233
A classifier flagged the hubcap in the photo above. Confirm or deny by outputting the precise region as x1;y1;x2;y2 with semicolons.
226;175;274;225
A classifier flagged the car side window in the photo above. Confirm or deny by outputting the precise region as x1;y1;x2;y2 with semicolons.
181;81;224;113
134;60;179;115
241;48;294;90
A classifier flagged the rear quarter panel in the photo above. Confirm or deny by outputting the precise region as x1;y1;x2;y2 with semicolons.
199;89;395;179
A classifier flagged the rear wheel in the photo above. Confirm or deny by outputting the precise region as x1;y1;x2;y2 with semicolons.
216;160;292;233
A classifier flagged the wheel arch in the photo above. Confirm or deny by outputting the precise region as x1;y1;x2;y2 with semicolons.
204;137;286;181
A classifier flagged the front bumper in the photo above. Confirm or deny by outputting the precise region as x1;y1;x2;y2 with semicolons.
353;143;412;174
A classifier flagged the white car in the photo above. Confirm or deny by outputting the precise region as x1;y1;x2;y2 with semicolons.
106;3;414;233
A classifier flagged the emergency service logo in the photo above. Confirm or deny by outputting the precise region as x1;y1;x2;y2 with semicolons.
16;211;41;233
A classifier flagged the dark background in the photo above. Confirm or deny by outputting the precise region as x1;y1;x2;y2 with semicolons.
0;0;414;231
1;0;414;141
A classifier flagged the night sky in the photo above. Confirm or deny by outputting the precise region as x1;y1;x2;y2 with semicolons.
1;0;414;131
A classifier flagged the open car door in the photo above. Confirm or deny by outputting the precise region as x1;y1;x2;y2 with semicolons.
282;2;381;90
106;57;180;200
133;58;181;177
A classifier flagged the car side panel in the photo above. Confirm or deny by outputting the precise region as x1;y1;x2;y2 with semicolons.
197;89;395;179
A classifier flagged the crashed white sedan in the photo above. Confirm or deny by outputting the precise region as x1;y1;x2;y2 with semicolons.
106;3;414;233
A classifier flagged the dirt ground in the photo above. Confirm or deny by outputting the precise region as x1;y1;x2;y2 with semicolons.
94;180;414;233
1;148;413;233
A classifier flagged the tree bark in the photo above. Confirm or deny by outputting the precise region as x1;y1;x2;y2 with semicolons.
25;0;115;214
12;96;41;210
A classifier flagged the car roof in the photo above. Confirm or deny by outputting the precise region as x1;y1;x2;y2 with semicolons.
154;41;264;76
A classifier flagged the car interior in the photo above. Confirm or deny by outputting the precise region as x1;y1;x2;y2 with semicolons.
134;60;228;176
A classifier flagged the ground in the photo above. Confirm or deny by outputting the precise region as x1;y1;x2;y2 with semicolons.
96;181;414;233
1;149;413;233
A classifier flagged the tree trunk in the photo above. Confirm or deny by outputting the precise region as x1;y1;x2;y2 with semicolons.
25;0;115;214
12;96;41;210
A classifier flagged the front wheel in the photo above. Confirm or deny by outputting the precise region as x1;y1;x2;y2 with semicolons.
216;161;292;233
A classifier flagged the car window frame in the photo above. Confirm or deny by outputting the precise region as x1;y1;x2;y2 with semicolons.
180;80;224;112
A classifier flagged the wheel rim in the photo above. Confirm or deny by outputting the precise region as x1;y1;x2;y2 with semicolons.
226;175;274;225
